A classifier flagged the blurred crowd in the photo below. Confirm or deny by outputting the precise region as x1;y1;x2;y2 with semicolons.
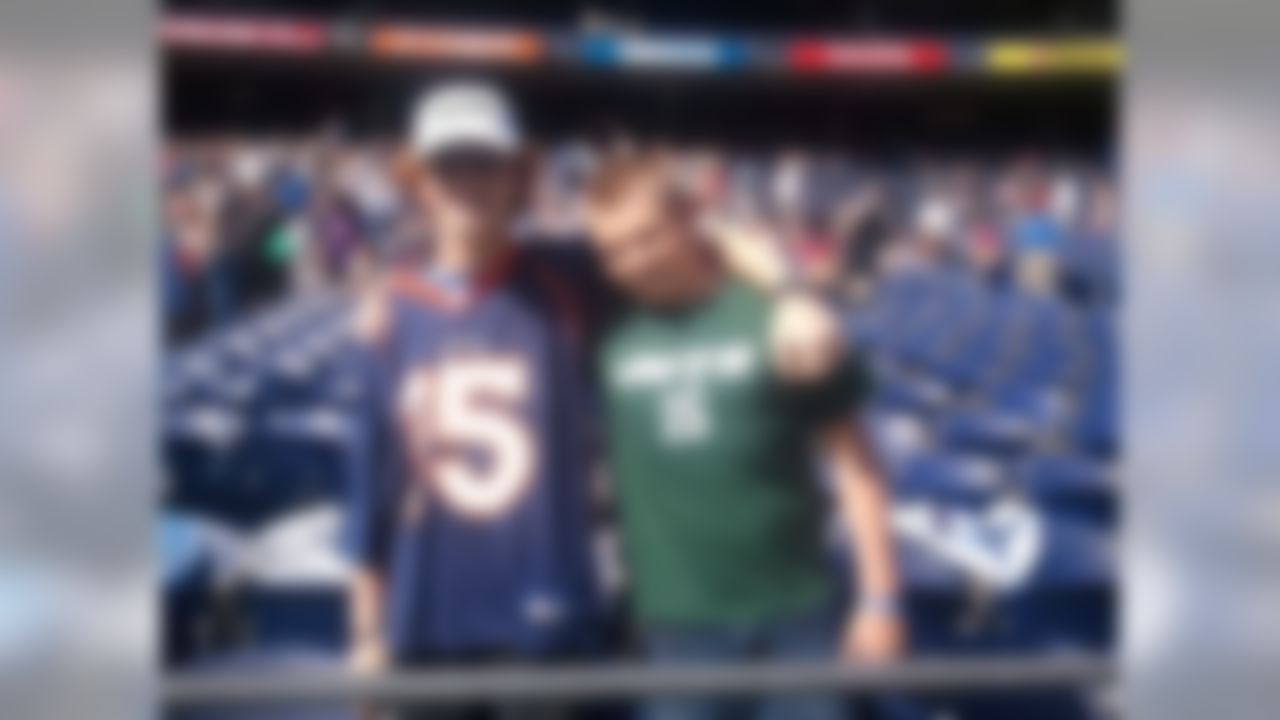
161;137;1118;344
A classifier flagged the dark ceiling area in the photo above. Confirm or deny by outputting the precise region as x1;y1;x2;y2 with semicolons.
163;1;1116;152
167;57;1114;155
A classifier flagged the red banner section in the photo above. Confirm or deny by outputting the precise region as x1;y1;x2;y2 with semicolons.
786;40;948;74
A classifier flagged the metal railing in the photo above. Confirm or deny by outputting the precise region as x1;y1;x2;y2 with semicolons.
165;654;1116;708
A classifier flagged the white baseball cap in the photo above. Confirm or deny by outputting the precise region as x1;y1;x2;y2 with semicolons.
410;80;521;158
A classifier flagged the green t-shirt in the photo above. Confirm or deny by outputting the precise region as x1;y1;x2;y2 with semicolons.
600;279;870;628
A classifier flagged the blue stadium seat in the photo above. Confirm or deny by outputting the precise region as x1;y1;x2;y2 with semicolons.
891;498;1113;654
1079;308;1117;389
166;346;232;406
260;350;325;407
165;405;260;525
862;409;932;475
935;403;1045;457
1061;232;1120;306
235;505;351;652
1005;516;1115;652
871;365;954;414
866;266;956;359
1017;453;1116;526
1072;378;1118;458
161;513;244;664
892;452;1009;507
256;406;363;516
162;514;215;665
931;290;1031;394
996;293;1083;392
893;272;988;369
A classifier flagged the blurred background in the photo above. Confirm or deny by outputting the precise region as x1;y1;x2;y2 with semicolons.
13;0;1280;719
158;1;1119;718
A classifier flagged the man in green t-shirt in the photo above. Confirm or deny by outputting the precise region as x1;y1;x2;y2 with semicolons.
584;154;905;720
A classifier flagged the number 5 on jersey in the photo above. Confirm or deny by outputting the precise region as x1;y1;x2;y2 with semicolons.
399;356;536;520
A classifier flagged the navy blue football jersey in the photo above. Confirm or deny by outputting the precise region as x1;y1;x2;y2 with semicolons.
345;245;609;659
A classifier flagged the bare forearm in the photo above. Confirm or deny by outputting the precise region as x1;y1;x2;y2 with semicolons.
703;219;791;292
824;424;900;602
848;474;898;601
350;566;385;646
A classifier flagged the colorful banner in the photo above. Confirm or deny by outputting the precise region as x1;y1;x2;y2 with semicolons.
158;14;1121;77
368;25;543;64
984;40;1122;75
160;16;328;54
786;39;948;74
577;35;748;71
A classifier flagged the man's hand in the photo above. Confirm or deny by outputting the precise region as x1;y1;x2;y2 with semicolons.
769;292;844;384
701;215;844;379
840;606;906;664
348;637;388;675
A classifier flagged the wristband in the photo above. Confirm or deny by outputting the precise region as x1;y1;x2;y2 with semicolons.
857;594;902;617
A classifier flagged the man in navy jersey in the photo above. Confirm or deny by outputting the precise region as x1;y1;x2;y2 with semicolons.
345;81;844;686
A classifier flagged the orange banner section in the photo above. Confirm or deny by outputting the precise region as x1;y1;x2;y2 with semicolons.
369;26;543;64
160;16;328;53
787;40;947;74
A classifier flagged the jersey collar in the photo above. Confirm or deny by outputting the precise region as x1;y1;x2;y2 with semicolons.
393;245;520;313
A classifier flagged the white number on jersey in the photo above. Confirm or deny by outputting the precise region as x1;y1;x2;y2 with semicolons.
400;356;536;519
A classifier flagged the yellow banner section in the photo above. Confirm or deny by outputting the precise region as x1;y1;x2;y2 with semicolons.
985;40;1121;74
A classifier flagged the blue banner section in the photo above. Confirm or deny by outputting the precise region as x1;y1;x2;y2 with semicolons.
576;34;749;71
